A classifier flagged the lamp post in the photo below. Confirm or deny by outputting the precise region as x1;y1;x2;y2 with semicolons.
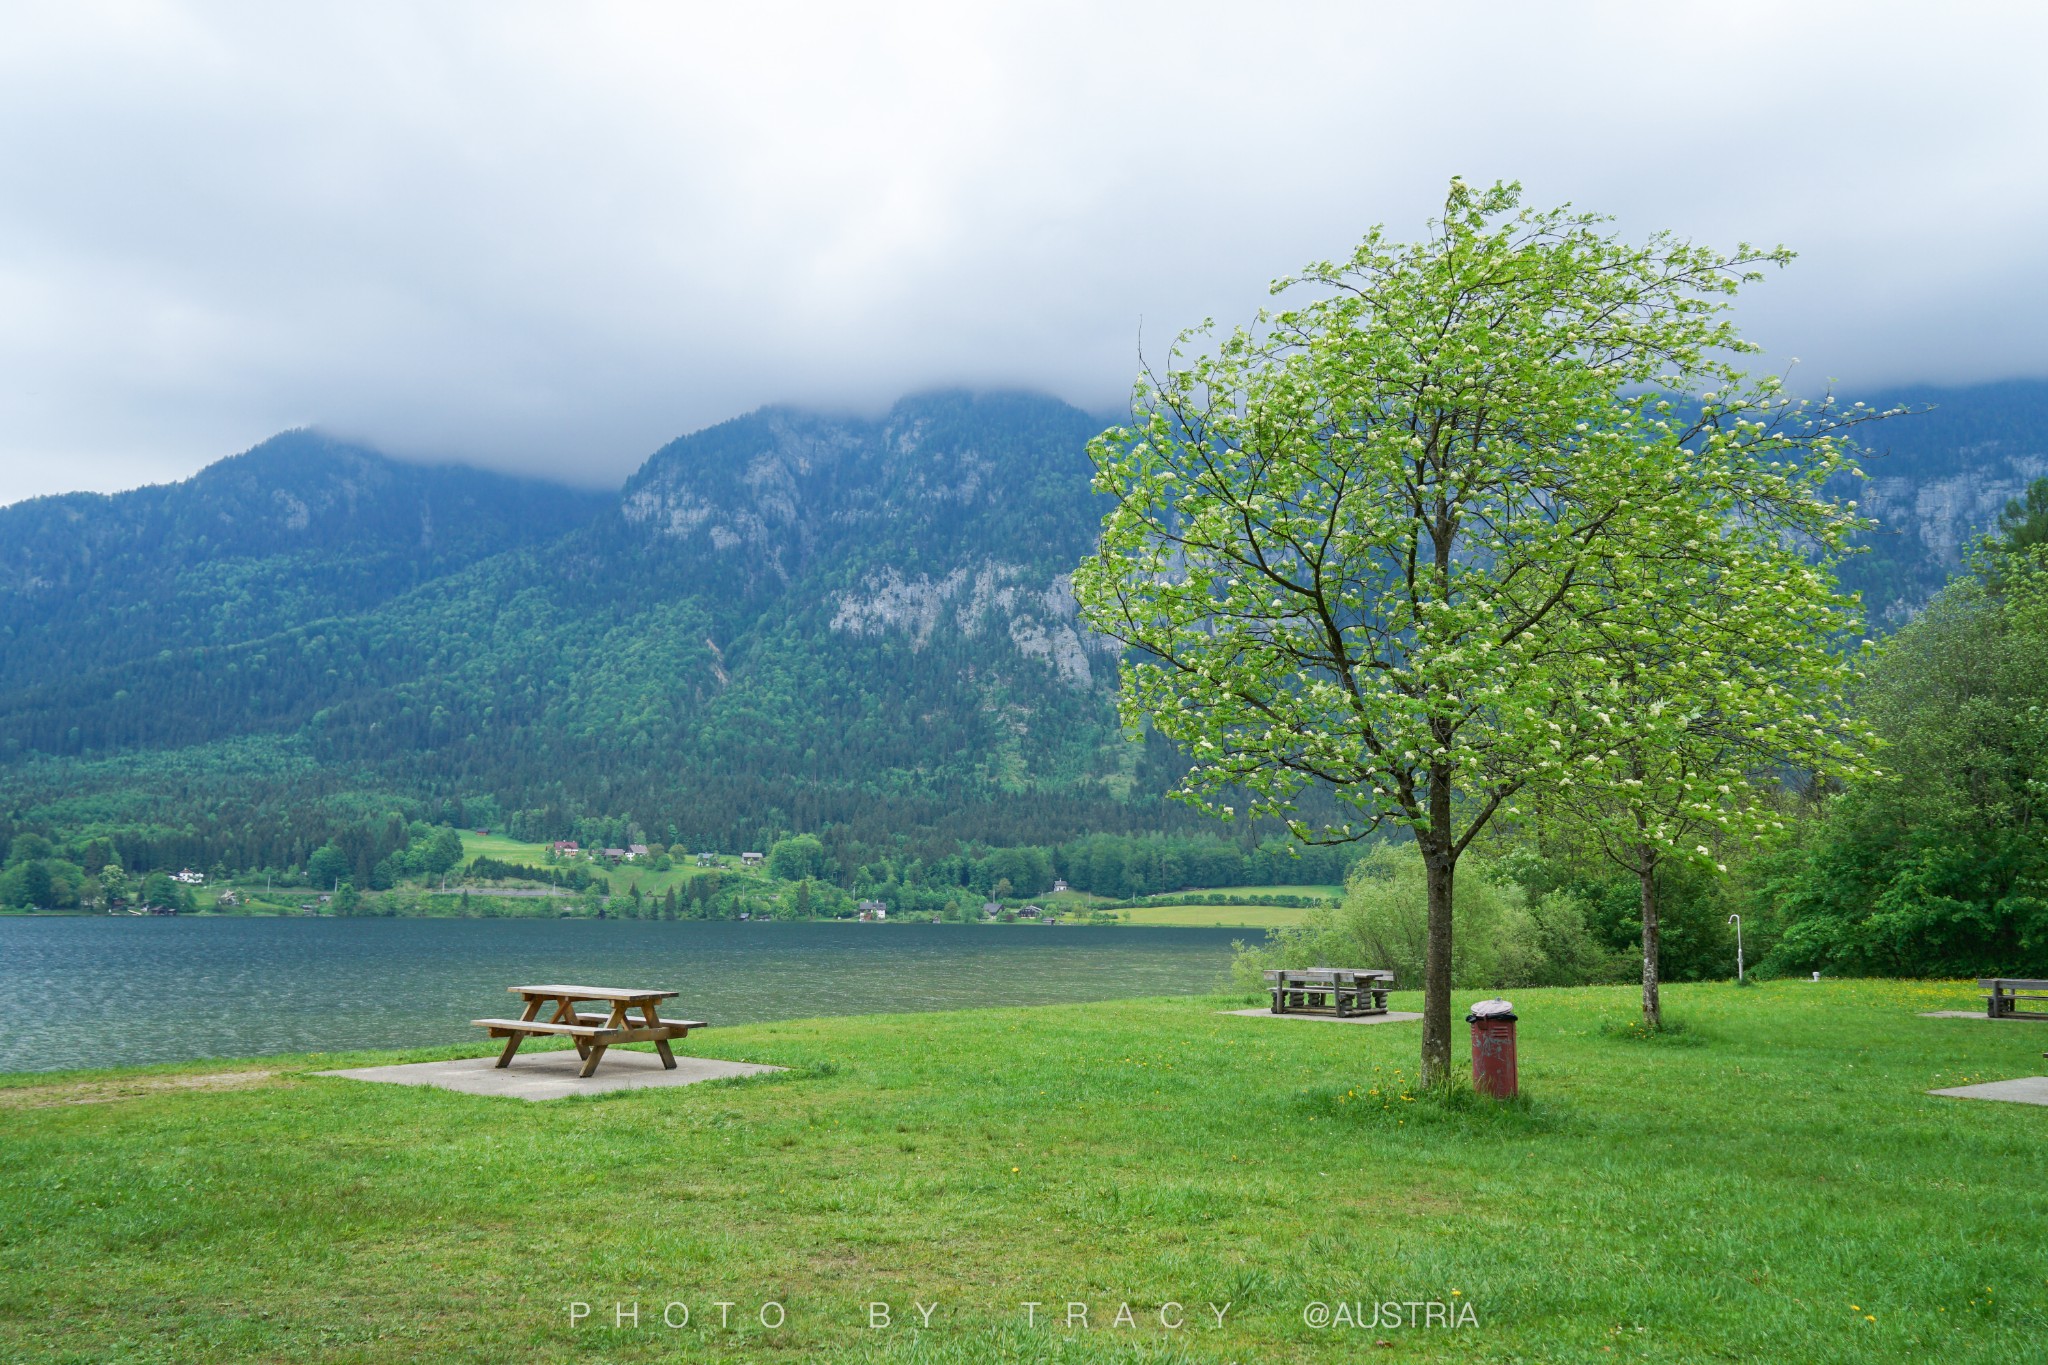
1728;913;1744;983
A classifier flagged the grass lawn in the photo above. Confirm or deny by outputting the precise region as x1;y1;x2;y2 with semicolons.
456;831;558;865
3;979;2044;1362
1116;904;1316;929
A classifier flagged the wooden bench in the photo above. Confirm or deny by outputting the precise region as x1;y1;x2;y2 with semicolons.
474;984;706;1078
1980;978;2048;1020
1264;968;1394;1018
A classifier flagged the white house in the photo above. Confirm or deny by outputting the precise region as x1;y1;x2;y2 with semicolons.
173;869;205;885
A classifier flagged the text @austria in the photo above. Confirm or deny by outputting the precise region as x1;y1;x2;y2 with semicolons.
568;1299;1479;1331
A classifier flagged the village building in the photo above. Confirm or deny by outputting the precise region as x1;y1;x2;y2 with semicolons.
174;869;205;885
627;844;650;859
856;899;888;921
1018;904;1043;919
1051;879;1069;893
741;852;764;867
695;852;719;866
982;901;1003;918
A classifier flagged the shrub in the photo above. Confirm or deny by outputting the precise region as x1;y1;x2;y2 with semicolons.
1233;845;1629;991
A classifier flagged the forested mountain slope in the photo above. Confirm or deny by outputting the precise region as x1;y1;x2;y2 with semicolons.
0;431;610;692
0;393;1166;849
1;381;2044;852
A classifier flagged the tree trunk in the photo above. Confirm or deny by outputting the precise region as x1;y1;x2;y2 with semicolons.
1421;850;1455;1086
1639;851;1661;1032
1420;766;1457;1087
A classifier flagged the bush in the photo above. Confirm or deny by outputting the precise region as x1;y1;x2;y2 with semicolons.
1232;845;1629;991
305;843;351;890
767;834;835;882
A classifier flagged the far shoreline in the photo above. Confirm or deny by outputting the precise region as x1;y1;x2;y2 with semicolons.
0;908;1295;930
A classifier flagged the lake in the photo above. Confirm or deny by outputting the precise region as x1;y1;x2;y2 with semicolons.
0;916;1252;1073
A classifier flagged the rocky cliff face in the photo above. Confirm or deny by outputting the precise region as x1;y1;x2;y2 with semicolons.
1840;380;2048;624
829;562;1114;688
618;390;1116;692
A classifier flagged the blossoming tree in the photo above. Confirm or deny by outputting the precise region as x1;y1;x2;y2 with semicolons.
1073;180;1874;1084
1537;536;1878;1031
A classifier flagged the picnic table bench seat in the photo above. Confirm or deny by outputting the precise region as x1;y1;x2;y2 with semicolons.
1980;978;2048;1020
566;1011;707;1030
470;1016;709;1039
472;1017;617;1039
1263;968;1394;1018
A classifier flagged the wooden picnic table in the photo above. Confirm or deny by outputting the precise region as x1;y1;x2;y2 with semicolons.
1980;978;2048;1020
1264;968;1394;1018
473;985;706;1078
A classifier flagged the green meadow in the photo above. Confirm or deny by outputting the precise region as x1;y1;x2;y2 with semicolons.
2;979;2043;1363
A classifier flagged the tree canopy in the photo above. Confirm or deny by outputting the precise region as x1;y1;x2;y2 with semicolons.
1075;180;1874;1080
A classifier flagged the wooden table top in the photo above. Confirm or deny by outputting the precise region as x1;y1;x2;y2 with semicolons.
1264;968;1393;982
511;984;680;1002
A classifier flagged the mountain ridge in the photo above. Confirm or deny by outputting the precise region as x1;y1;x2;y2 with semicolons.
3;380;2046;849
0;429;612;693
0;391;1146;850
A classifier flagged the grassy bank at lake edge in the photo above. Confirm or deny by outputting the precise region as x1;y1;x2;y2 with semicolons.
2;979;2043;1363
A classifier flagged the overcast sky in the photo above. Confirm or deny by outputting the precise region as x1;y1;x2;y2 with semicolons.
2;1;2044;505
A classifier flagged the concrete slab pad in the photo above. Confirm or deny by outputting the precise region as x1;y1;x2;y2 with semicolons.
1920;1010;2048;1020
1219;1008;1424;1025
1928;1076;2048;1107
316;1049;782;1101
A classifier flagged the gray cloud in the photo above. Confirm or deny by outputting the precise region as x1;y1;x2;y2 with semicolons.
3;0;2044;504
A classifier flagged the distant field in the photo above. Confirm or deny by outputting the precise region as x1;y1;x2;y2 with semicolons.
459;831;554;864
1117;904;1314;929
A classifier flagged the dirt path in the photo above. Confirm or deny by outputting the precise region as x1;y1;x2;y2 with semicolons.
0;1069;280;1108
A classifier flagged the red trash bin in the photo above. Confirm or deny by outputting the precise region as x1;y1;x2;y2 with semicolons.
1467;999;1518;1099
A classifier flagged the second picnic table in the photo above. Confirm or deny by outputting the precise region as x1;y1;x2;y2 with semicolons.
473;985;706;1078
1981;978;2048;1020
1264;968;1394;1018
